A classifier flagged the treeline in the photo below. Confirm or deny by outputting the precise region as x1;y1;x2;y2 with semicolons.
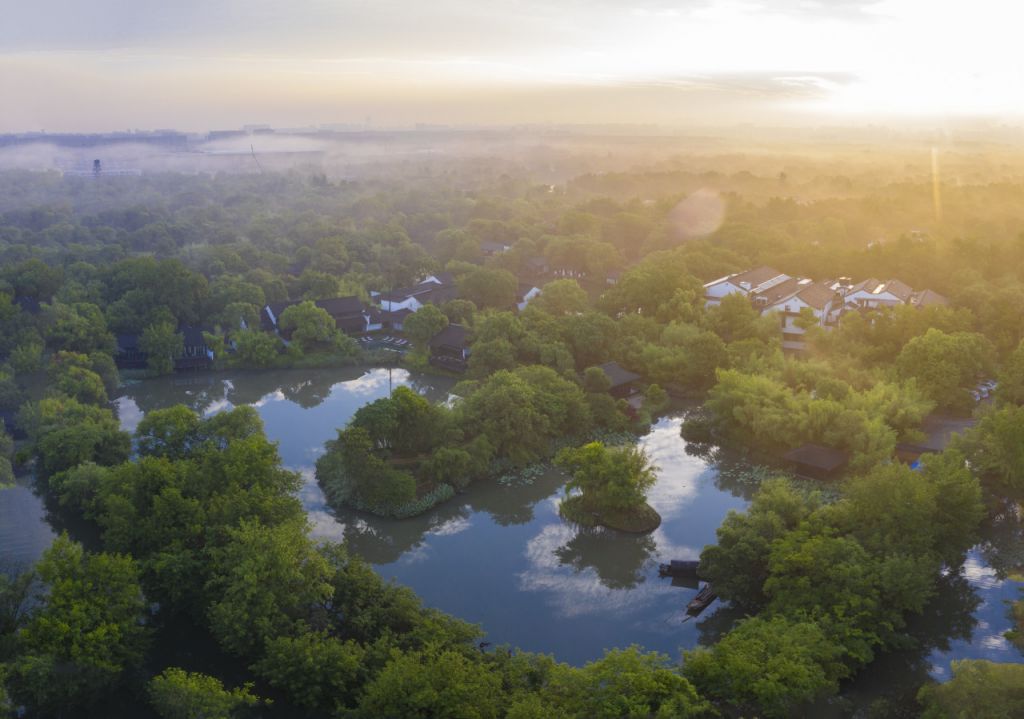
2;390;1015;717
2;387;722;718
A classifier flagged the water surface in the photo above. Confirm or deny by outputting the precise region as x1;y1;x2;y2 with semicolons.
1;367;1020;684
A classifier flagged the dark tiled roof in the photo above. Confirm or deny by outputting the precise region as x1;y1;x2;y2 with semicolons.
880;279;914;302
730;266;786;289
179;325;207;348
315;296;364;316
912;289;950;307
116;333;140;352
596;361;641;389
847;277;882;295
796;282;837;310
379;286;423;302
429;323;469;350
752;276;801;305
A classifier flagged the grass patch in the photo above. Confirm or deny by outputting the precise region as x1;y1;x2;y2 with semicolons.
559;495;661;533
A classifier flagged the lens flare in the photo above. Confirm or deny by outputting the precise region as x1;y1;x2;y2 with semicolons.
668;188;725;241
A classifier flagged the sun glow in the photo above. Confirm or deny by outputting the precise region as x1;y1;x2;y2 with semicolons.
3;0;1024;129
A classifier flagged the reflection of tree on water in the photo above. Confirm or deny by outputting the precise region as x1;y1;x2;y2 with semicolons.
331;501;474;566
695;602;747;647
120;373;231;416
979;499;1024;580
814;570;981;717
320;471;567;564
119;367;458;417
554;526;656;590
465;470;565;527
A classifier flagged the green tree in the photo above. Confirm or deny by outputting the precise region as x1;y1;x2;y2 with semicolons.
896;329;992;410
583;366;612;394
441;299;477;324
0;425;14;487
215;301;261;333
459;267;518;309
149;668;261;719
46;353;109;405
918;660;1024;719
140;321;184;376
532;647;711;719
206;520;333;656
532;279;588;316
955;404;1024;496
996;338;1024;405
359;647;504;719
706;293;776;344
683;616;842;718
699;479;822;609
404;304;449;350
468;338;517;378
233;329;282;368
134;404;202;459
556;442;658;513
296;270;340;300
8;341;43;375
421;446;475;490
253;631;364;713
44;301;114;354
7;536;147;712
280;300;345;354
18;397;130;479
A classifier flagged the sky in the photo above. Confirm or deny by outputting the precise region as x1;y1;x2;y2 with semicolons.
2;0;1023;132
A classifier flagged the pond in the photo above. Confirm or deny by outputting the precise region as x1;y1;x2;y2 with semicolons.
1;366;1021;696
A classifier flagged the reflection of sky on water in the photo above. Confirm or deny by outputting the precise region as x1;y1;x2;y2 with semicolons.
430;516;473;537
928;548;1023;673
514;417;728;622
113;395;144;433
251;389;285;408
961;556;1004;589
342;368;409;397
640;417;716;522
72;374;1024;671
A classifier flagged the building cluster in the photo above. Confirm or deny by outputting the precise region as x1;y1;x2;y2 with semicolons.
703;266;949;349
112;267;550;374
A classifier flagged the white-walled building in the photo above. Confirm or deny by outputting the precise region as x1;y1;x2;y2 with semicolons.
703;266;790;306
762;280;839;350
705;266;947;350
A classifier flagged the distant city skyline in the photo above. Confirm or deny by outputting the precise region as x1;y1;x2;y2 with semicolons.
2;1;1023;132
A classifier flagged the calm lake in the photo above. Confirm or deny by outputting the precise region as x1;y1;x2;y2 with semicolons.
2;366;1021;701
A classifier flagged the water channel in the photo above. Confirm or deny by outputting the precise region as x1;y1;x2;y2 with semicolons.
1;366;1021;709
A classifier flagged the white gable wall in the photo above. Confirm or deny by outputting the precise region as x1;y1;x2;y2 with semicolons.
703;279;746;306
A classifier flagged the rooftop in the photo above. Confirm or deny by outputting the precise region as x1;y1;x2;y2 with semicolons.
731;266;787;290
596;361;642;388
795;282;837;310
429;323;470;349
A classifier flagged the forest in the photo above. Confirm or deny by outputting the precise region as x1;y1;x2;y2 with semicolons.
1;138;1023;717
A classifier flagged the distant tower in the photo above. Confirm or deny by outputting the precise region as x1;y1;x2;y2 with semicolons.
92;159;101;177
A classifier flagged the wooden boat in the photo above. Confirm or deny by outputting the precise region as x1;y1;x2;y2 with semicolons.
686;583;717;616
658;559;700;577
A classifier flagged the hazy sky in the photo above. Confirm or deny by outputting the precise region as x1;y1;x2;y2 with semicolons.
2;0;1022;131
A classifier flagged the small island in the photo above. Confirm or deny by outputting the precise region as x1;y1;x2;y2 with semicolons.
555;441;662;533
